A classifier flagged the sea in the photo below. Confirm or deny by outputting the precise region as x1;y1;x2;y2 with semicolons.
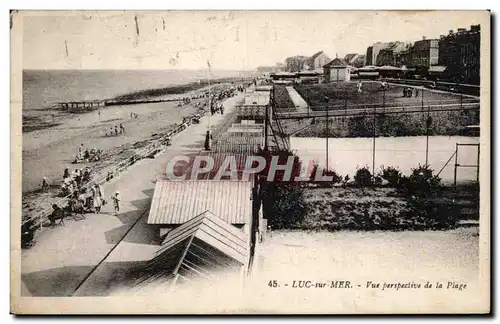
22;69;255;111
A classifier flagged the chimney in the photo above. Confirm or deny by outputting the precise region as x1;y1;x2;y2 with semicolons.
422;36;426;40
449;30;454;35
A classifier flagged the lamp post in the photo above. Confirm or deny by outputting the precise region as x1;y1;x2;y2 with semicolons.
204;60;212;151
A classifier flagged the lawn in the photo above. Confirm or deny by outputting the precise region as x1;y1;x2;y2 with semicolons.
295;82;467;111
273;85;296;111
297;184;478;231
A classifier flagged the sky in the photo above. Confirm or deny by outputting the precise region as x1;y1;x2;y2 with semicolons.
18;10;488;71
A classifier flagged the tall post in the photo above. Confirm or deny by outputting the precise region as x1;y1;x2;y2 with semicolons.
206;60;212;150
344;87;347;112
264;104;269;150
372;105;376;182
453;143;459;189
383;87;386;113
326;96;329;172
425;104;431;166
476;144;480;184
421;86;424;111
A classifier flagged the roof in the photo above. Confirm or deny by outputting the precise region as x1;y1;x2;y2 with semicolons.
378;65;402;70
310;50;325;61
147;180;253;225
297;71;321;76
323;58;348;68
255;85;273;92
429;65;447;73
357;65;378;71
171;151;256;180
134;211;248;290
344;53;358;63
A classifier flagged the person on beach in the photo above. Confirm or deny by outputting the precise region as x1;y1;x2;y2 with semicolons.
111;191;120;215
120;123;125;134
48;204;64;226
91;183;104;214
115;125;119;136
204;131;212;151
63;168;70;179
41;177;49;192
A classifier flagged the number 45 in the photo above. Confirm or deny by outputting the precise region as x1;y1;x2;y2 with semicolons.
268;280;278;288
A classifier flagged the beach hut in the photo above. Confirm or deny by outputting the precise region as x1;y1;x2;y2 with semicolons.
323;58;352;82
134;210;249;290
147;180;253;237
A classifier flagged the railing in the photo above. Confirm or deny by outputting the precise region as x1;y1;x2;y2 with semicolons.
275;102;480;119
236;105;267;118
21;119;193;234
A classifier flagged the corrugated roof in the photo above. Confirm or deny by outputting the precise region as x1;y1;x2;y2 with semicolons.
134;211;248;291
213;136;263;154
147;180;252;225
160;211;248;262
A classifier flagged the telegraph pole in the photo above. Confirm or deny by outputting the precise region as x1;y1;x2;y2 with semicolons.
421;86;424;111
382;87;386;113
372;104;376;182
325;96;329;172
425;104;431;166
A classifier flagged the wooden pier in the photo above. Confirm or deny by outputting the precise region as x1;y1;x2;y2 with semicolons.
57;95;192;113
58;100;106;112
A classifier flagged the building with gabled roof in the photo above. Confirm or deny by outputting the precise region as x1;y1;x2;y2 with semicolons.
306;51;331;72
323;57;352;82
133;210;249;291
344;53;366;68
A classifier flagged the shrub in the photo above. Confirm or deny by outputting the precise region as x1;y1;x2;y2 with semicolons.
404;196;457;229
262;182;306;229
379;166;403;187
309;164;342;187
258;148;307;230
354;166;372;187
400;164;442;197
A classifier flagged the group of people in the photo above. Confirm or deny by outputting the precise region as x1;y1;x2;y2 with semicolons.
130;112;139;119
403;87;419;98
74;144;103;163
48;184;121;226
60;166;92;196
105;124;125;137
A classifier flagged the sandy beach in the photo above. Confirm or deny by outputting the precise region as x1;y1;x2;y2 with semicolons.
21;82;239;218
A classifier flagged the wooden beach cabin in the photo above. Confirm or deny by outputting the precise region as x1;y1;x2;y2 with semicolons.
147;180;254;238
134;210;249;290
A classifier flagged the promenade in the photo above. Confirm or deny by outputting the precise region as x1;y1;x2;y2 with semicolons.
20;94;244;297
